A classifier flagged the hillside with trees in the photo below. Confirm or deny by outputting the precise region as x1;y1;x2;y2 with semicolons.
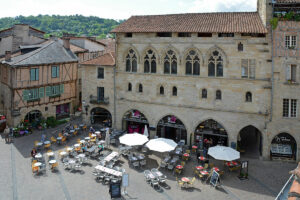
0;15;123;39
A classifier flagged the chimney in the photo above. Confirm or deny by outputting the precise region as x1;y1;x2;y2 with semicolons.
5;51;11;61
63;38;70;50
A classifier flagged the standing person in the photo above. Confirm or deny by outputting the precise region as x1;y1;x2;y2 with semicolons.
31;148;37;159
3;126;9;143
9;127;14;143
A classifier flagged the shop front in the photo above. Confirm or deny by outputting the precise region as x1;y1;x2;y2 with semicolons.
271;133;297;160
156;115;187;144
90;107;112;127
194;119;228;150
56;103;70;119
122;109;149;134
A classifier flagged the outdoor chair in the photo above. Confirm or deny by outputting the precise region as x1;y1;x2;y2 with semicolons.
167;163;174;170
51;162;58;171
73;131;78;136
174;168;182;175
34;140;39;148
176;177;185;189
150;178;160;190
133;161;140;168
144;170;152;183
140;159;146;168
104;175;111;184
44;143;51;149
61;136;67;144
50;137;57;144
58;133;63;137
32;166;39;174
181;161;186;167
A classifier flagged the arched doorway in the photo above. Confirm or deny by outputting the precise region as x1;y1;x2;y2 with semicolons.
194;119;228;150
90;107;112;127
238;125;262;158
157;115;187;144
122;109;149;134
271;133;297;160
24;110;42;123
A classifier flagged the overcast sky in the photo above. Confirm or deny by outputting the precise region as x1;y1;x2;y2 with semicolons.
1;0;257;20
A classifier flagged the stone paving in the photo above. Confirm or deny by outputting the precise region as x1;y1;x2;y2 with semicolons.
0;122;296;200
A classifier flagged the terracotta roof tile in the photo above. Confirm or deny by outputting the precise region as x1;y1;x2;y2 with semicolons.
81;52;115;66
70;44;88;53
111;12;267;34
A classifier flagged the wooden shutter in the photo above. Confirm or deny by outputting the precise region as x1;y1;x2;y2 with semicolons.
60;84;64;94
30;69;35;80
56;66;60;78
241;59;248;77
51;66;56;77
46;86;51;96
39;87;44;98
286;65;291;80
35;68;39;80
22;90;29;101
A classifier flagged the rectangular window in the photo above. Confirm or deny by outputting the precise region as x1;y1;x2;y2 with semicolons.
218;33;234;37
78;78;82;85
291;65;297;82
285;35;297;48
178;32;191;37
125;33;132;37
97;68;104;79
51;66;60;78
241;33;266;37
28;88;39;100
198;33;212;37
283;99;297;118
97;87;104;101
46;84;64;97
241;59;256;79
30;68;39;81
157;32;172;37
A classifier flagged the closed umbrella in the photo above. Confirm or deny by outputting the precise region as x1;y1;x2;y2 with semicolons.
143;125;149;137
146;138;177;153
208;145;240;161
105;129;110;147
119;133;149;146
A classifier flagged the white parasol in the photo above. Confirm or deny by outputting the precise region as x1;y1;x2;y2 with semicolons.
143;125;149;137
208;145;240;161
146;138;177;153
119;133;149;146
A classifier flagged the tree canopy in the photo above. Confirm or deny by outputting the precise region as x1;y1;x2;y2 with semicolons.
0;15;123;39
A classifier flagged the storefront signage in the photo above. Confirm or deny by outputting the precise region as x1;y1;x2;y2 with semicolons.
210;170;219;187
110;183;121;198
275;136;291;142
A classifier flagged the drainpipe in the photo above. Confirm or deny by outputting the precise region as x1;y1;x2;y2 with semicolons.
270;3;275;123
113;33;117;130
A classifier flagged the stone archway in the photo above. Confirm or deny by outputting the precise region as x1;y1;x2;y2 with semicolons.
238;125;262;159
271;132;297;161
24;110;42;123
122;109;149;134
90;107;112;127
156;115;187;144
194;119;228;149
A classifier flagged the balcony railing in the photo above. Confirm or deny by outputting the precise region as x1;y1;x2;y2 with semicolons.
89;95;109;105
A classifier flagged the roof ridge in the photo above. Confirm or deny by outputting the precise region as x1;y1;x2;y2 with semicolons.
131;11;258;17
13;41;55;65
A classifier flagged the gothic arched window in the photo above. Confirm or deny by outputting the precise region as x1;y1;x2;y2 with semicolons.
160;86;164;95
164;50;177;75
216;90;222;100
126;49;137;72
202;89;207;99
208;50;223;77
144;49;156;73
246;91;252;102
172;86;177;96
186;50;200;75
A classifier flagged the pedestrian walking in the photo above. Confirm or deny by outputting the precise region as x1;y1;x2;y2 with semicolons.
3;126;9;143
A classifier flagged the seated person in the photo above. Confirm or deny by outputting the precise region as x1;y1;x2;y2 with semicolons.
98;144;104;153
31;148;37;158
81;145;87;152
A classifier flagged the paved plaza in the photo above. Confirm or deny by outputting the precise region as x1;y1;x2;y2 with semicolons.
0;123;296;200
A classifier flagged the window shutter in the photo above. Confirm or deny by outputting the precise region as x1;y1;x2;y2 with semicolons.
46;86;51;96
60;84;64;94
23;90;29;101
36;69;39;80
286;65;291;80
30;69;35;80
52;67;56;77
39;87;44;98
57;66;60;78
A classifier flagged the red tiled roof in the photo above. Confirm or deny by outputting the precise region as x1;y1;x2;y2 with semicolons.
97;38;115;52
111;12;268;34
276;0;300;3
81;52;115;66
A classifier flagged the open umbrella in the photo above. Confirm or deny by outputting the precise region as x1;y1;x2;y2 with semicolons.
119;133;149;146
208;145;240;161
146;138;177;153
143;125;149;137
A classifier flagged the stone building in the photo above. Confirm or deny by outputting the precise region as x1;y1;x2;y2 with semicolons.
267;0;300;161
111;1;274;160
0;24;47;56
0;39;78;126
80;52;115;127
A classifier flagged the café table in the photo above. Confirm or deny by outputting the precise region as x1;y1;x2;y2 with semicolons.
37;142;43;148
196;165;204;170
68;159;76;169
70;130;75;134
136;154;145;160
34;162;42;167
80;140;86;144
163;156;171;163
49;160;57;164
91;133;97;137
181;177;190;182
85;137;90;141
213;167;220;172
200;170;209;175
66;147;73;152
57;137;62;144
35;153;43;161
60;151;68;157
74;144;80;148
47;152;54;157
44;141;50;145
199;156;206;161
98;140;105;144
79;124;84;128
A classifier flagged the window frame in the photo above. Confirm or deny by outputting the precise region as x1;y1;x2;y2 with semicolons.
128;83;132;92
51;66;60;78
202;89;207;99
208;50;223;77
283;99;298;118
97;67;104;79
144;49;156;73
285;35;297;49
172;86;177;96
97;87;105;101
216;90;222;100
164;50;177;75
185;50;200;76
241;59;256;79
30;68;39;81
125;49;137;73
245;92;252;102
138;84;143;93
159;86;164;95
